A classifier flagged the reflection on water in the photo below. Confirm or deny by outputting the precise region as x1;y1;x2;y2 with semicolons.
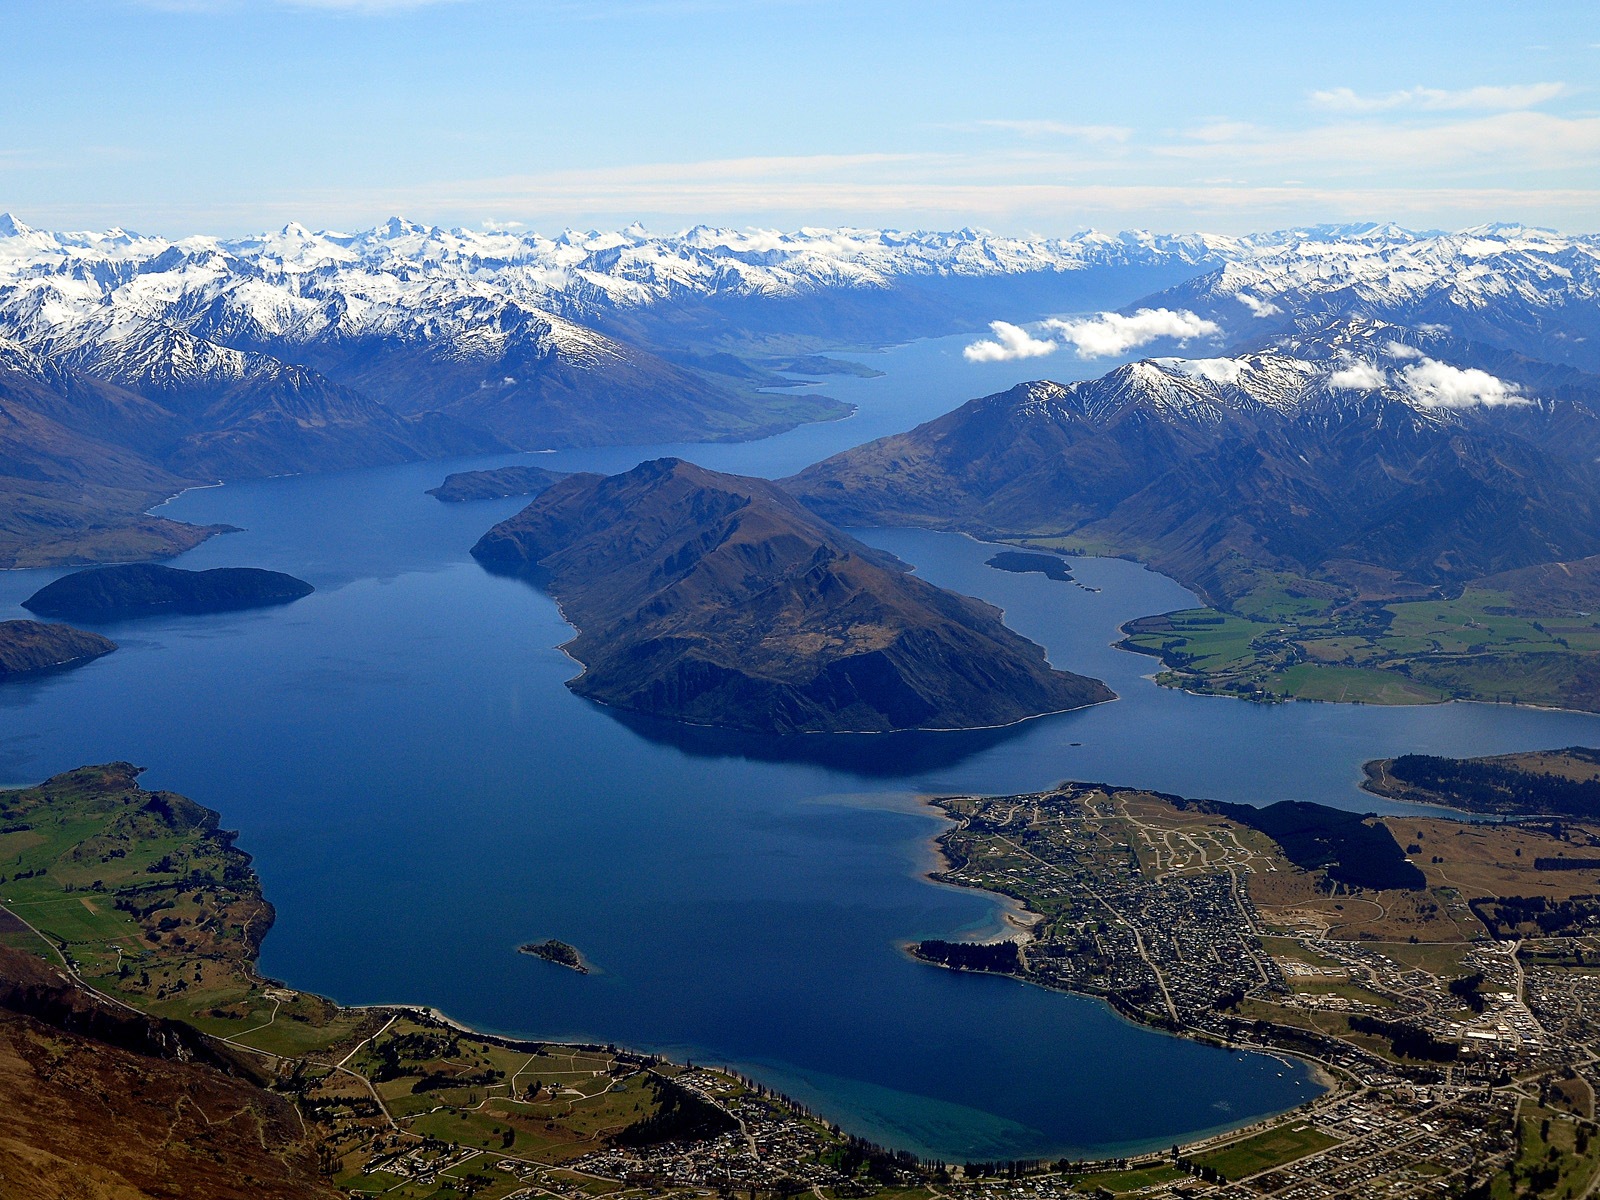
590;698;1049;775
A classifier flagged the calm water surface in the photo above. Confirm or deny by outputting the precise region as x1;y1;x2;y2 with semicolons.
6;333;1600;1161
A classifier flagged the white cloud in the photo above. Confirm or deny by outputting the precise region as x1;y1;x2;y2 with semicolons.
1186;121;1258;144
1043;308;1221;359
953;120;1134;142
1327;361;1387;390
1161;110;1600;176
963;320;1059;363
963;309;1221;363
1400;358;1529;408
1309;82;1569;114
84;149;1600;239
1235;292;1281;318
1386;340;1424;359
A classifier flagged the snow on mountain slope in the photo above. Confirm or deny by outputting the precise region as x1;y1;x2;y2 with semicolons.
785;313;1600;601
1157;224;1600;369
1198;224;1600;314
0;215;1243;350
0;217;1238;432
1028;316;1559;430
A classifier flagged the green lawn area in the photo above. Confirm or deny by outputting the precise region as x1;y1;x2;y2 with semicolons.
1232;579;1338;623
1385;590;1550;654
1299;636;1382;664
408;1108;520;1151
6;894;137;947
227;1005;368;1057
856;1189;940;1200
1366;940;1471;976
1286;978;1396;1007
339;1157;532;1200
1258;936;1344;970
1195;1122;1341;1181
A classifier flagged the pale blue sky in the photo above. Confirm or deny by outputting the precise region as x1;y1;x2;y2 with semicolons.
4;0;1597;236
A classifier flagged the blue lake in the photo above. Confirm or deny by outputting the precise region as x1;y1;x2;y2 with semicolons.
5;332;1600;1162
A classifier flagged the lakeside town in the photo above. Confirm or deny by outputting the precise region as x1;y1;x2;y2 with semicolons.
10;764;1600;1198
903;782;1600;1197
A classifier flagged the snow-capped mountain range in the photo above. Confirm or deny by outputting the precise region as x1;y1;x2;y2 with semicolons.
0;217;1237;413
1154;223;1600;371
1;214;1595;416
1037;319;1542;427
0;214;1234;321
1192;224;1600;321
889;315;1600;454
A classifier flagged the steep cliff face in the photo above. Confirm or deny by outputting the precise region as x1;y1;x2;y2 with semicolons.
472;458;1112;733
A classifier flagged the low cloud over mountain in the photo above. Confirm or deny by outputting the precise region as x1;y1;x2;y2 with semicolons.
964;308;1220;362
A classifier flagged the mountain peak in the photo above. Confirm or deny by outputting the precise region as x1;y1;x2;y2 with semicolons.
786;328;1600;610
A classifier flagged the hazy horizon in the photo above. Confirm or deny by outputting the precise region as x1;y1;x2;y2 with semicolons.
4;0;1596;237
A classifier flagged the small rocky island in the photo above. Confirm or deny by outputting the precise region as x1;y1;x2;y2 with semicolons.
427;464;567;502
518;939;589;973
22;563;313;622
0;620;118;680
471;457;1112;734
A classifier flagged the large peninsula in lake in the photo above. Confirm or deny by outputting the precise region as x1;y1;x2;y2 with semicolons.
471;457;1112;733
0;619;117;679
22;563;313;621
